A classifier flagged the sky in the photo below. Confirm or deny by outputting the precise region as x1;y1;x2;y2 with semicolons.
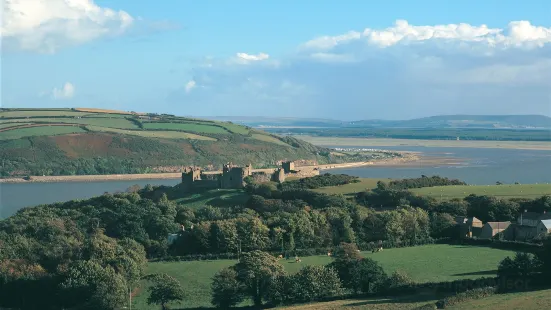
1;0;551;120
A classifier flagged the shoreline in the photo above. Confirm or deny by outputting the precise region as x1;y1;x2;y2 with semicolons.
297;136;551;151
0;154;422;184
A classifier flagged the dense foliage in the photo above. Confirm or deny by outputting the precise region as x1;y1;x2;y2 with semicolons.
278;173;360;191
388;175;467;189
1;173;551;309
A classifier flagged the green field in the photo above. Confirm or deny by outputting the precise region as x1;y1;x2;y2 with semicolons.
86;126;217;141
448;288;551;310
132;244;514;309
143;122;230;134
251;133;289;145
411;184;551;200
222;122;250;134
0;110;92;118
173;188;250;208
280;295;440;310
0;125;86;140
313;178;390;195
0;123;29;129
0;117;139;129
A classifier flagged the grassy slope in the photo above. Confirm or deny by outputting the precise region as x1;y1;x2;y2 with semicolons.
132;245;514;309
0;109;334;176
448;288;551;310
310;179;551;200
411;184;551;200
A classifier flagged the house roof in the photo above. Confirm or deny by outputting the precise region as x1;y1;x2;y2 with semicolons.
540;220;551;229
455;216;481;225
486;222;511;230
518;212;551;221
520;212;541;220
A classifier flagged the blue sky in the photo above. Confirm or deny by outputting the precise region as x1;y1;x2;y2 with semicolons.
2;0;551;120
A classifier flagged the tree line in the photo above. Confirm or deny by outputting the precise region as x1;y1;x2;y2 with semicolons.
1;174;550;309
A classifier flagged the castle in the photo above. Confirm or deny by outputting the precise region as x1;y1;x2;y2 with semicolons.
181;161;299;191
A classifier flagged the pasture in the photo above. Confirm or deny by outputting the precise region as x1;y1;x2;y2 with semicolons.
312;178;390;195
85;126;217;141
143;122;229;134
0;110;91;118
173;189;249;208
251;133;289;145
132;244;514;309
411;184;551;200
0;125;86;140
449;288;551;309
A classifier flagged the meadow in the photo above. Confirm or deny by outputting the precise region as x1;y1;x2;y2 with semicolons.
251;133;289;145
411;184;551;200
312;178;389;195
143;122;230;134
132;244;515;309
85;126;217;141
0;125;86;140
448;288;551;309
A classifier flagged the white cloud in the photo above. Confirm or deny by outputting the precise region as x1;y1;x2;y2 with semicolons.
236;52;269;61
1;0;134;53
171;20;551;119
185;80;196;93
52;82;75;100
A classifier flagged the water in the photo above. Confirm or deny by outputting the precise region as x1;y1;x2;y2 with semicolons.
0;179;180;219
1;147;550;219
325;146;551;185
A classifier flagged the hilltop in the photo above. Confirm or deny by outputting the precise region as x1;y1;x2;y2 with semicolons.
0;108;386;177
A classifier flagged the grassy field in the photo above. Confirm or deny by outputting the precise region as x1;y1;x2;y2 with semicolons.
0;110;91;118
280;295;440;310
251;133;289;145
411;184;551;200
86;126;217;141
0;117;139;129
0;123;29;129
143;122;229;134
223;122;251;134
297;136;551;151
173;189;250;208
0;125;86;140
132;244;514;309
312;178;390;195
448;288;551;310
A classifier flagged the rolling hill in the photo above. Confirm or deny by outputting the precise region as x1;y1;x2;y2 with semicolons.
206;114;551;129
0;108;351;177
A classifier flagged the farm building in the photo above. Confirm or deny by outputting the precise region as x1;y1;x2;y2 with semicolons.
455;216;483;238
536;219;551;236
479;222;511;239
517;211;551;227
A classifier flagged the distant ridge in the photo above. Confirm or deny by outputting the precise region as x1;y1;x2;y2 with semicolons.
202;115;551;129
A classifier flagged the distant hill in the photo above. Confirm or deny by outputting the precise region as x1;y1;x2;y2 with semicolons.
347;115;551;129
0;108;346;177
205;115;551;129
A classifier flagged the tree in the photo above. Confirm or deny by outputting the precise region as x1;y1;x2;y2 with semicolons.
146;273;185;310
233;250;285;307
59;260;127;310
288;265;343;303
497;252;540;292
211;268;245;309
333;242;362;261
328;258;387;294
